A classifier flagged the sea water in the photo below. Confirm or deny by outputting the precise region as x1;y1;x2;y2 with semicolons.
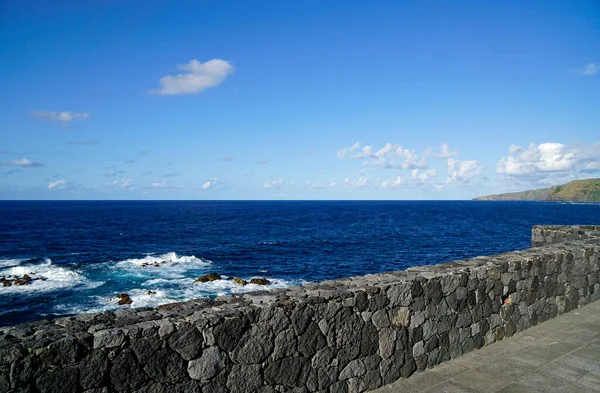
1;200;599;326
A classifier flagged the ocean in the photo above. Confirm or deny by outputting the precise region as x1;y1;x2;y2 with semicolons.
1;200;599;326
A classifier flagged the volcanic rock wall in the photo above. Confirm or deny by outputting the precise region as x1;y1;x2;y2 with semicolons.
1;225;599;393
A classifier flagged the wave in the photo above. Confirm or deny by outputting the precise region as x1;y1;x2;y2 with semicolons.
0;258;100;295
113;252;212;279
116;252;211;268
0;259;23;268
55;275;304;314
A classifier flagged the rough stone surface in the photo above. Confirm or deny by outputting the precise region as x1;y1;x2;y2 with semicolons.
0;225;598;393
187;346;227;381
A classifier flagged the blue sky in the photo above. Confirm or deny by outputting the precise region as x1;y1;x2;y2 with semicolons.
1;0;598;199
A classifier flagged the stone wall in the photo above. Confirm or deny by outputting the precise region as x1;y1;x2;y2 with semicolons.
531;225;600;247
1;225;599;393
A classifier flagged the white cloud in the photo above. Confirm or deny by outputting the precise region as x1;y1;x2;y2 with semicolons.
149;180;169;188
105;179;134;188
1;158;44;167
31;111;90;123
339;142;428;170
337;142;361;159
257;159;269;165
151;59;234;95
447;158;484;185
245;172;253;177
495;142;599;177
344;177;369;188
575;63;599;76
202;177;218;190
264;178;284;189
410;169;437;184
48;180;67;189
436;143;459;158
380;176;403;189
220;155;235;161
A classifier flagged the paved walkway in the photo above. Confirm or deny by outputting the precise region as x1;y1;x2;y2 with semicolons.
372;300;600;393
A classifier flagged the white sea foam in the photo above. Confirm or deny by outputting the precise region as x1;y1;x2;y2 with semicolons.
0;259;96;295
0;259;22;268
58;276;303;314
116;252;210;268
113;252;212;279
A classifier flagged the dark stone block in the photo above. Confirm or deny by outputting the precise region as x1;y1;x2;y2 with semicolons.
144;348;186;384
367;293;388;312
414;354;428;371
110;349;146;391
36;366;78;393
213;317;248;352
168;322;204;361
317;366;338;390
399;357;416;378
359;323;378;357
79;350;108;389
291;304;315;335
298;322;326;358
424;280;443;304
354;291;368;312
411;280;424;298
10;355;43;389
231;324;274;364
264;357;310;387
329;380;349;393
131;336;162;364
39;337;82;367
227;364;263;393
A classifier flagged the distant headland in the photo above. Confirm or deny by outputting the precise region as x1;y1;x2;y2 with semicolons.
474;178;600;202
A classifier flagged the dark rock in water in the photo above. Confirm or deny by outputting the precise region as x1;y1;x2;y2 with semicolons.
250;278;270;285
233;278;247;286
116;293;133;305
147;290;156;295
195;273;222;283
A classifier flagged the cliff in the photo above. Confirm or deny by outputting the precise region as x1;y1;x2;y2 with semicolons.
474;178;600;202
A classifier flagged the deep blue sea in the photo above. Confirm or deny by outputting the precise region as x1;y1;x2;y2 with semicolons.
1;200;599;326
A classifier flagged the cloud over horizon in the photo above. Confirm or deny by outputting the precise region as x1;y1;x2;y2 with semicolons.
447;158;484;185
202;177;218;190
151;59;234;95
575;63;599;76
338;142;428;170
1;158;45;167
48;180;67;189
264;178;284;189
496;142;600;179
31;111;90;123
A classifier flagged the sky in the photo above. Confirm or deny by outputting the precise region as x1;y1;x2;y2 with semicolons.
0;0;598;200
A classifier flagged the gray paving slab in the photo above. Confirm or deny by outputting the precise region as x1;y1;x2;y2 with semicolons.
370;300;600;393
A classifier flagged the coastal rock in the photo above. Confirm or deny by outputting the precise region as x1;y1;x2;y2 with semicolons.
195;273;222;283
233;277;247;286
250;278;270;285
116;293;133;305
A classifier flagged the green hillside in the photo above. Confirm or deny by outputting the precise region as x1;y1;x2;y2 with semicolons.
474;179;600;202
